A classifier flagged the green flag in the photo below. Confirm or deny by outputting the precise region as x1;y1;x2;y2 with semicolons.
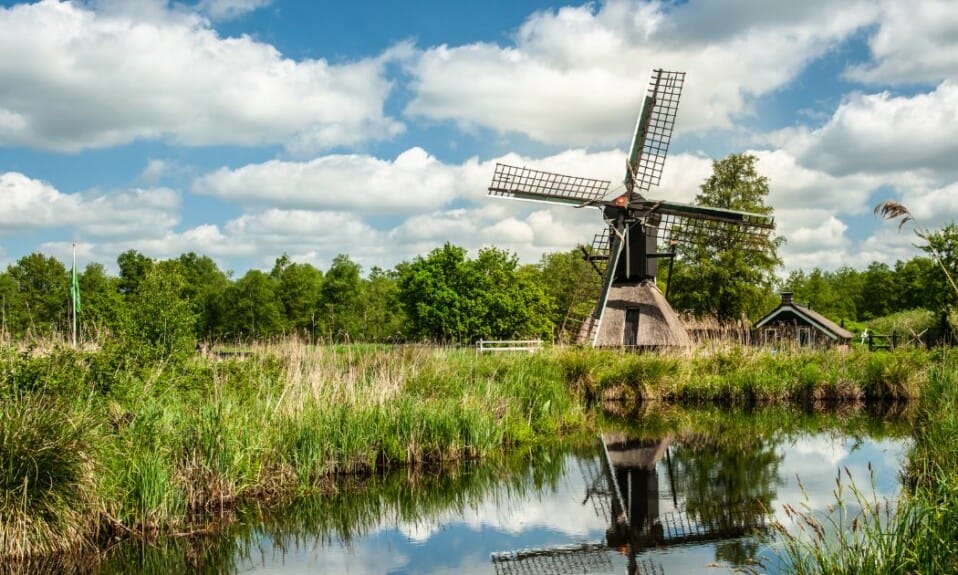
72;265;81;313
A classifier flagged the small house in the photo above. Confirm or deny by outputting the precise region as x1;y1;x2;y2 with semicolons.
753;292;853;347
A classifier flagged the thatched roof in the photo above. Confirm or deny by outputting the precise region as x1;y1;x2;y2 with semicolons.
592;280;690;347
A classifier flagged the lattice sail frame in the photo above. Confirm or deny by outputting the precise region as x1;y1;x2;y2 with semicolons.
634;200;775;250
488;163;610;206
626;69;685;194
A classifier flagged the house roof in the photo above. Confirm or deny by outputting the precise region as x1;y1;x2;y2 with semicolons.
754;301;854;341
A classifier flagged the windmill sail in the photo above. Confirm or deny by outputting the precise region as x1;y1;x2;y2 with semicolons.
625;70;685;195
633;199;775;248
488;163;610;206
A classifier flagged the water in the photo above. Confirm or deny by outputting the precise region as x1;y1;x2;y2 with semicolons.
99;408;911;574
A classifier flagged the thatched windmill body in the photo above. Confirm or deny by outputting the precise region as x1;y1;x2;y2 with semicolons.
488;69;775;347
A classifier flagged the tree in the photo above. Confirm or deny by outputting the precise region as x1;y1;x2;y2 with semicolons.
176;252;230;339
666;154;783;321
318;254;363;341
472;247;553;340
7;253;69;336
397;243;554;342
117;250;154;296
537;249;596;337
78;262;126;338
123;266;197;360
270;254;323;339
859;262;896;320
220;269;284;340
894;256;938;312
360;266;406;342
922;223;958;313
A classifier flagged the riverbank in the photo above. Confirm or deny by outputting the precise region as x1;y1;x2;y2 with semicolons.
776;359;958;573
0;341;943;562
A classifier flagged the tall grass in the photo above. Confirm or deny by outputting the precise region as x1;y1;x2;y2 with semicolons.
0;394;100;558
0;340;943;561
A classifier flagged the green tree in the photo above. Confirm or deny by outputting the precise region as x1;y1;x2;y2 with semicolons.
922;223;958;313
7;253;69;336
397;243;554;342
78;262;126;338
894;256;938;312
176;252;230;339
537;249;596;337
360;266;406;342
117;249;154;296
270;254;323;339
398;243;479;342
220;269;284;340
473;247;553;340
667;154;783;321
123;266;197;360
859;262;896;320
0;271;23;338
318;254;363;341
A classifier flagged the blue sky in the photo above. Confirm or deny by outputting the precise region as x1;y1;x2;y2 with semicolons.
1;0;957;276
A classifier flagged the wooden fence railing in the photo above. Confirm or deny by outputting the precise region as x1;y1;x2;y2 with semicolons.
476;339;543;353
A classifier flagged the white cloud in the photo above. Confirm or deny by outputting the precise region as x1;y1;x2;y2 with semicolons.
846;0;958;85
404;0;878;146
777;82;958;177
0;0;400;152
195;148;467;213
196;0;271;21
0;172;179;237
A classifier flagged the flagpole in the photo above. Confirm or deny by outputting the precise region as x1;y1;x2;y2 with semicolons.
72;242;77;347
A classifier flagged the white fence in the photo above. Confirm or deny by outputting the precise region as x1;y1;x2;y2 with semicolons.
476;339;543;353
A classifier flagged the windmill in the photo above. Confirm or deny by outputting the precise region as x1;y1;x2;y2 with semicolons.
488;69;775;347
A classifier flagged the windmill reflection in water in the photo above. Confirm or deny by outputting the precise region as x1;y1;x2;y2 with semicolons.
491;433;770;575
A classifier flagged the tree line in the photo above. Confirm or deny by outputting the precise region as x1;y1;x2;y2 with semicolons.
1;154;954;347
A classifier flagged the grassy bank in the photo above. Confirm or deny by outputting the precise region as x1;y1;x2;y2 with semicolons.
775;359;958;573
0;341;940;561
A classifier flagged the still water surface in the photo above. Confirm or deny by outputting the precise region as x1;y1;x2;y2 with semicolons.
102;409;911;574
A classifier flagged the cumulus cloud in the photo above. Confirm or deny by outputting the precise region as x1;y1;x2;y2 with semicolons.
776;82;958;177
195;148;468;213
0;172;179;237
404;0;878;146
846;0;958;85
0;0;400;152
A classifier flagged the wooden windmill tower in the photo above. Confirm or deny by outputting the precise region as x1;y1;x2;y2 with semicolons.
488;69;775;347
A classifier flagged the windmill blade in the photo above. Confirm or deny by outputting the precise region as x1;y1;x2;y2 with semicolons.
625;69;685;194
488;163;610;206
634;199;775;248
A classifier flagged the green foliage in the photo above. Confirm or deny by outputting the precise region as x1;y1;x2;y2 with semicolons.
176;252;229;340
220;269;284;341
536;249;596;336
78;262;127;338
122;266;197;361
398;243;554;342
359;266;406;342
666;154;783;321
117;249;154;296
270;254;323;340
5;253;70;337
318;254;363;341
